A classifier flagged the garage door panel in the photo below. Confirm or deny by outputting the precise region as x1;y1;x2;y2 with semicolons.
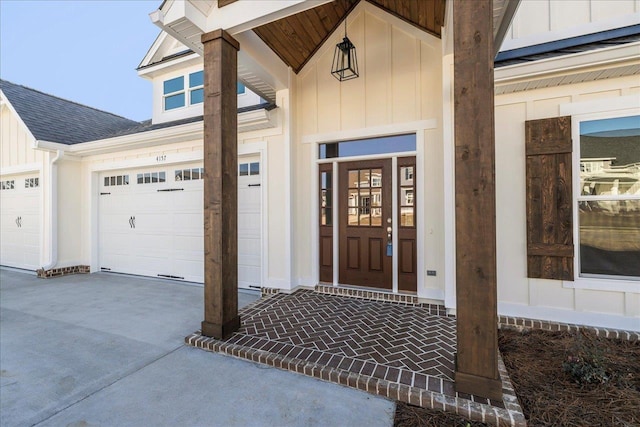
173;235;203;251
100;214;133;233
0;174;41;270
173;258;204;282
99;159;261;287
171;213;203;234
171;188;202;205
238;264;260;287
134;214;171;233
239;238;260;254
23;231;40;247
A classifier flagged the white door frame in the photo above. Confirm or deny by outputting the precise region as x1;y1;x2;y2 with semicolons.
305;120;435;296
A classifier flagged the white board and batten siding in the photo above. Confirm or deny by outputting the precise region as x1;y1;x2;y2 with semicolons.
0;102;44;271
0;174;41;270
98;156;262;289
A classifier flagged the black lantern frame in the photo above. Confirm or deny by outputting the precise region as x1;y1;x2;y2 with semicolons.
331;22;359;81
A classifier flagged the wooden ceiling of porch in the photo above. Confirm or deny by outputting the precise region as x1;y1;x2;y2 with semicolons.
250;0;446;74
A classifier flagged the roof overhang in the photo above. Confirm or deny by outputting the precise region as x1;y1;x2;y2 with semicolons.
495;41;640;95
151;0;334;102
150;0;521;103
31;105;278;157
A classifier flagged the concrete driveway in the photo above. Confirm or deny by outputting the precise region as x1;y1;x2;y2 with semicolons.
0;269;395;427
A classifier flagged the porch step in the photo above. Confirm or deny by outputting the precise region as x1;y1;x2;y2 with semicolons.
315;284;420;305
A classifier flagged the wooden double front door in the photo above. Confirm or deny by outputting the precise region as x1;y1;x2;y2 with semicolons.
320;157;417;291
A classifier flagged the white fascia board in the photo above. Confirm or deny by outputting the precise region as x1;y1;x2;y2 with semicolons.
209;0;334;35
500;13;640;52
65;121;204;157
495;42;640;86
493;0;521;56
184;0;208;33
0;90;37;142
154;1;207;35
151;4;205;56
0;163;42;176
33;140;70;152
238;108;277;133
50;106;275;157
137;52;201;79
236;31;289;92
138;31;167;70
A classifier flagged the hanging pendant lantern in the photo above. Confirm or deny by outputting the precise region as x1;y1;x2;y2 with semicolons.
331;21;359;81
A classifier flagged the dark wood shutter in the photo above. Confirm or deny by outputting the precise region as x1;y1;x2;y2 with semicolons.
525;116;574;280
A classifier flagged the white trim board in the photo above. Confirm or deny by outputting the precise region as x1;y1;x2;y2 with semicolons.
302;120;438;145
0;163;42;176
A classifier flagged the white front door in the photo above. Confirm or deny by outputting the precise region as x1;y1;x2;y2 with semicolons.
0;174;41;270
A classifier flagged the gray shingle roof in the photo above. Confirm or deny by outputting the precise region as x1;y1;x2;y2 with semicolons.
105;102;277;138
0;79;141;145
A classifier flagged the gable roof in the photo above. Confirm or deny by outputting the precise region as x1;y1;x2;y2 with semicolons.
0;80;140;145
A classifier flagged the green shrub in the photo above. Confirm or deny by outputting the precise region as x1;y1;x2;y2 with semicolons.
562;333;609;385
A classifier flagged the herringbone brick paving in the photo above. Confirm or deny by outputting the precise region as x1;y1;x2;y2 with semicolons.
232;290;457;380
187;289;527;425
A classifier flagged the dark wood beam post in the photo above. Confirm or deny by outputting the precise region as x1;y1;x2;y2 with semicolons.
453;0;502;401
201;29;240;339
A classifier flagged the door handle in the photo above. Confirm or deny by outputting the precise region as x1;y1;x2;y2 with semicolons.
129;216;136;229
16;216;22;228
132;216;136;229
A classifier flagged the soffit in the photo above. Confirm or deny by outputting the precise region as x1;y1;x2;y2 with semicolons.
253;0;446;73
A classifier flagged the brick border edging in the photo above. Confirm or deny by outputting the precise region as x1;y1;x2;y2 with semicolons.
36;265;90;278
260;287;282;297
498;315;639;341
314;284;453;317
186;332;526;427
315;284;420;304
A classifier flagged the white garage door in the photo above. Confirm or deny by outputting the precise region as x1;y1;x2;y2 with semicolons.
99;157;262;289
0;174;41;270
238;155;262;290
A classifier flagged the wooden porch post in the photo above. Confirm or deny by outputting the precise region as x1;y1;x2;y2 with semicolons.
201;29;240;339
453;0;502;400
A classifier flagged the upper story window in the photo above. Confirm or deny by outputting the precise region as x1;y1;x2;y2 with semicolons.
237;82;246;94
189;71;204;104
163;71;204;111
163;76;185;110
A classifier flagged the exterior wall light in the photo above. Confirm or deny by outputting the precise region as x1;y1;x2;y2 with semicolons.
331;21;359;81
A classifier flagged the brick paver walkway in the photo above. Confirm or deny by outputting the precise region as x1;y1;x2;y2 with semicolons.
186;289;526;426
236;290;456;382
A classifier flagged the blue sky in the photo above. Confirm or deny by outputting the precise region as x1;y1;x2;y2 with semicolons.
1;1;161;121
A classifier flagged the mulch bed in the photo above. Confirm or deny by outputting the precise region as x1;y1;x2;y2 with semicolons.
395;328;640;427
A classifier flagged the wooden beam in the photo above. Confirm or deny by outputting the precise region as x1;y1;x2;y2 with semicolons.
453;0;502;401
201;29;240;339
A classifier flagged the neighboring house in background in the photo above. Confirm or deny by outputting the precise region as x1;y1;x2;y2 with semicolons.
0;0;638;332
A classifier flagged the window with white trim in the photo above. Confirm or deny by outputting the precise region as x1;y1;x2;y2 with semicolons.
577;115;640;279
239;162;259;176
1;180;15;190
103;175;129;186
163;71;204;111
25;177;39;188
175;168;204;181
137;171;166;184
